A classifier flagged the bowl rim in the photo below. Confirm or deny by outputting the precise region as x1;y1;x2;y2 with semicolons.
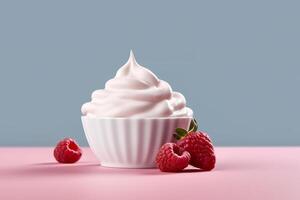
81;116;193;120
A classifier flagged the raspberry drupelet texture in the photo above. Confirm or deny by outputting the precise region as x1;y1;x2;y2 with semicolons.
54;138;82;163
177;131;215;170
174;119;216;171
156;143;191;172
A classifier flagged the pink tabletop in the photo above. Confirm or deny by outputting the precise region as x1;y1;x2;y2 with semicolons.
0;147;299;200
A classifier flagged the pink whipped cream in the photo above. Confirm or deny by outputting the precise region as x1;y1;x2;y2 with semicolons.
81;51;193;118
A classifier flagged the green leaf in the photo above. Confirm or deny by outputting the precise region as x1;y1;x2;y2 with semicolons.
173;134;181;140
175;128;188;137
189;118;198;132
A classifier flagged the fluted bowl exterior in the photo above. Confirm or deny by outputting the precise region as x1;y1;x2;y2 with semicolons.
81;116;192;168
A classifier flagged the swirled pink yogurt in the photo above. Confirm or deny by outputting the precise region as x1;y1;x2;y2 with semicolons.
81;51;193;118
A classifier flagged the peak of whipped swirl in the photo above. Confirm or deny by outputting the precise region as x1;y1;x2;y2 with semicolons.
81;51;193;118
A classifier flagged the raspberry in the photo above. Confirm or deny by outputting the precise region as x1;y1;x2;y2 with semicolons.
155;143;191;172
174;119;216;171
54;138;82;163
177;132;216;171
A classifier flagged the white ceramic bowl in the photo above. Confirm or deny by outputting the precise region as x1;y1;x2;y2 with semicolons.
81;116;192;168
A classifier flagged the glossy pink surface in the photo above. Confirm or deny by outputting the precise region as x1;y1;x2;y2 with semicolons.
1;147;299;200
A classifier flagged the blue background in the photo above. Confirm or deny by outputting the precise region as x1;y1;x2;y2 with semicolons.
0;0;299;146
